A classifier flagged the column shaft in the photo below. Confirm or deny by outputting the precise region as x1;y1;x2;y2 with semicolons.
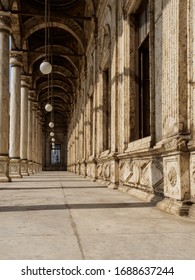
0;13;11;182
27;91;35;174
20;76;29;175
9;51;23;178
32;104;38;173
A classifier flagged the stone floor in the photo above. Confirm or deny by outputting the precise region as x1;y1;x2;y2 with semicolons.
0;171;195;260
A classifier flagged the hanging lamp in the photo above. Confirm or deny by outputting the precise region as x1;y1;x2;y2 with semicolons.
40;0;52;74
49;121;54;128
45;74;53;112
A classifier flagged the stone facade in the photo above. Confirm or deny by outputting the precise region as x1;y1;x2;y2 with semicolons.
66;0;195;217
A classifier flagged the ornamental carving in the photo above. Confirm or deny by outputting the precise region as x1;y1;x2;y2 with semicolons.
168;166;177;187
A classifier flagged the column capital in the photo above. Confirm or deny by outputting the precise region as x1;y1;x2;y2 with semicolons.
0;11;12;33
21;75;30;88
10;51;23;67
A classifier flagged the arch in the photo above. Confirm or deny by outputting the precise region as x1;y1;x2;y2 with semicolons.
29;46;79;78
22;18;84;52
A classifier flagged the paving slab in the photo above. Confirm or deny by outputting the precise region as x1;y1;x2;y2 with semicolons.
0;171;195;260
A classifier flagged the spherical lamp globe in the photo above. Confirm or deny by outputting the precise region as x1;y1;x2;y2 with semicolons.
45;103;53;112
49;121;54;128
50;132;54;137
40;60;52;74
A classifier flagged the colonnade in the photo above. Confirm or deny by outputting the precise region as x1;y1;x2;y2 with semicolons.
0;12;42;183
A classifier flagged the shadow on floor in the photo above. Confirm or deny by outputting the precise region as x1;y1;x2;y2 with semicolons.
0;202;154;212
0;186;107;191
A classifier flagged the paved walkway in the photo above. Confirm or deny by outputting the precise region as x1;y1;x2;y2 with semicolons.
0;171;195;260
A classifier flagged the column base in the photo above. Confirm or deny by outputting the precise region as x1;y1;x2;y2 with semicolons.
21;159;29;176
0;156;11;182
28;161;34;174
33;162;37;173
38;164;42;172
9;158;22;178
156;198;191;216
36;163;39;173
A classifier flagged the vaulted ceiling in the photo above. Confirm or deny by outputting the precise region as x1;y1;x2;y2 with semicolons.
1;0;96;126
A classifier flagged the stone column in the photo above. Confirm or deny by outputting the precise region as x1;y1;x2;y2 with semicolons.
85;97;90;158
20;76;30;176
32;102;38;173
35;109;40;173
36;110;42;172
0;12;11;182
96;68;103;155
185;0;195;218
9;51;23;178
27;91;34;174
111;7;118;154
80;109;86;176
156;0;190;216
39;120;43;171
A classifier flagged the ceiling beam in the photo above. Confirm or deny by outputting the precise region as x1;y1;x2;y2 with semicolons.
11;48;84;57
9;10;92;20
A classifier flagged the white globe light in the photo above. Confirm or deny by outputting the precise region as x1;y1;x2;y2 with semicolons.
45;103;53;112
50;132;54;137
49;122;54;128
40;60;52;74
51;138;55;142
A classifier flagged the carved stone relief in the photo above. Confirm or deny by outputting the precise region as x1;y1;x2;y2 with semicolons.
119;158;163;194
167;166;177;187
163;154;190;200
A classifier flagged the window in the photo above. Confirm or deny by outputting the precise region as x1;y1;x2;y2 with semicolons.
137;1;150;138
51;144;61;164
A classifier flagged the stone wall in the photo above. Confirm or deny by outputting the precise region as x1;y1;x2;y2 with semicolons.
67;0;195;217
